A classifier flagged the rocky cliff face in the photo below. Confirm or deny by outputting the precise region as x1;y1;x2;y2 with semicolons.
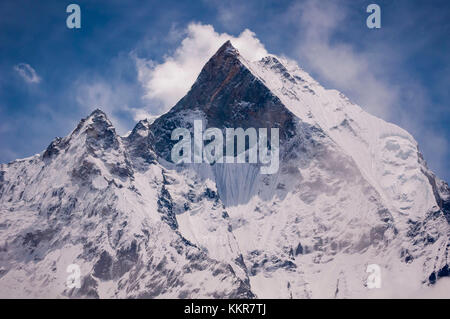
0;41;449;298
150;41;297;163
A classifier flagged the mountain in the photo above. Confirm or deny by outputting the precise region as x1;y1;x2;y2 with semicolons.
0;41;449;298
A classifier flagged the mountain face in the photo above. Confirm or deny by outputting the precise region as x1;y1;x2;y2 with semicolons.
1;41;449;298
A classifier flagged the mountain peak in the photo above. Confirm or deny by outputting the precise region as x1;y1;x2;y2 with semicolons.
127;119;150;140
90;108;106;116
74;108;113;131
42;109;117;160
87;108;110;123
55;108;119;158
214;40;239;57
149;39;298;162
199;41;241;74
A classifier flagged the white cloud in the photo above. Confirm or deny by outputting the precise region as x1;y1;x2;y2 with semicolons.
121;105;160;124
134;22;268;114
14;63;41;84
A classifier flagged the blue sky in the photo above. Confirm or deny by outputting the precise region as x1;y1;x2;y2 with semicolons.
0;0;449;181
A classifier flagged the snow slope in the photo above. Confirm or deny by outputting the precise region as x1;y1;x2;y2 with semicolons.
0;41;449;298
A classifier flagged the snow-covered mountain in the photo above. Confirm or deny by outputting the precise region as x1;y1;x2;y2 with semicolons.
0;41;449;298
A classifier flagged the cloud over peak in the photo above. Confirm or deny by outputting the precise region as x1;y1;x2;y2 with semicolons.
134;23;268;114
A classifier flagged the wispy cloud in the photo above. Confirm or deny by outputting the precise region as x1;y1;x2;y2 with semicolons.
286;0;396;120
13;63;41;84
282;0;448;178
74;80;133;134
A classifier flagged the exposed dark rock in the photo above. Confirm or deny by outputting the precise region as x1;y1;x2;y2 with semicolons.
113;240;139;278
428;264;449;285
76;275;99;299
295;242;303;256
43;137;68;159
124;119;157;171
93;251;113;280
22;229;56;248
157;184;178;230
